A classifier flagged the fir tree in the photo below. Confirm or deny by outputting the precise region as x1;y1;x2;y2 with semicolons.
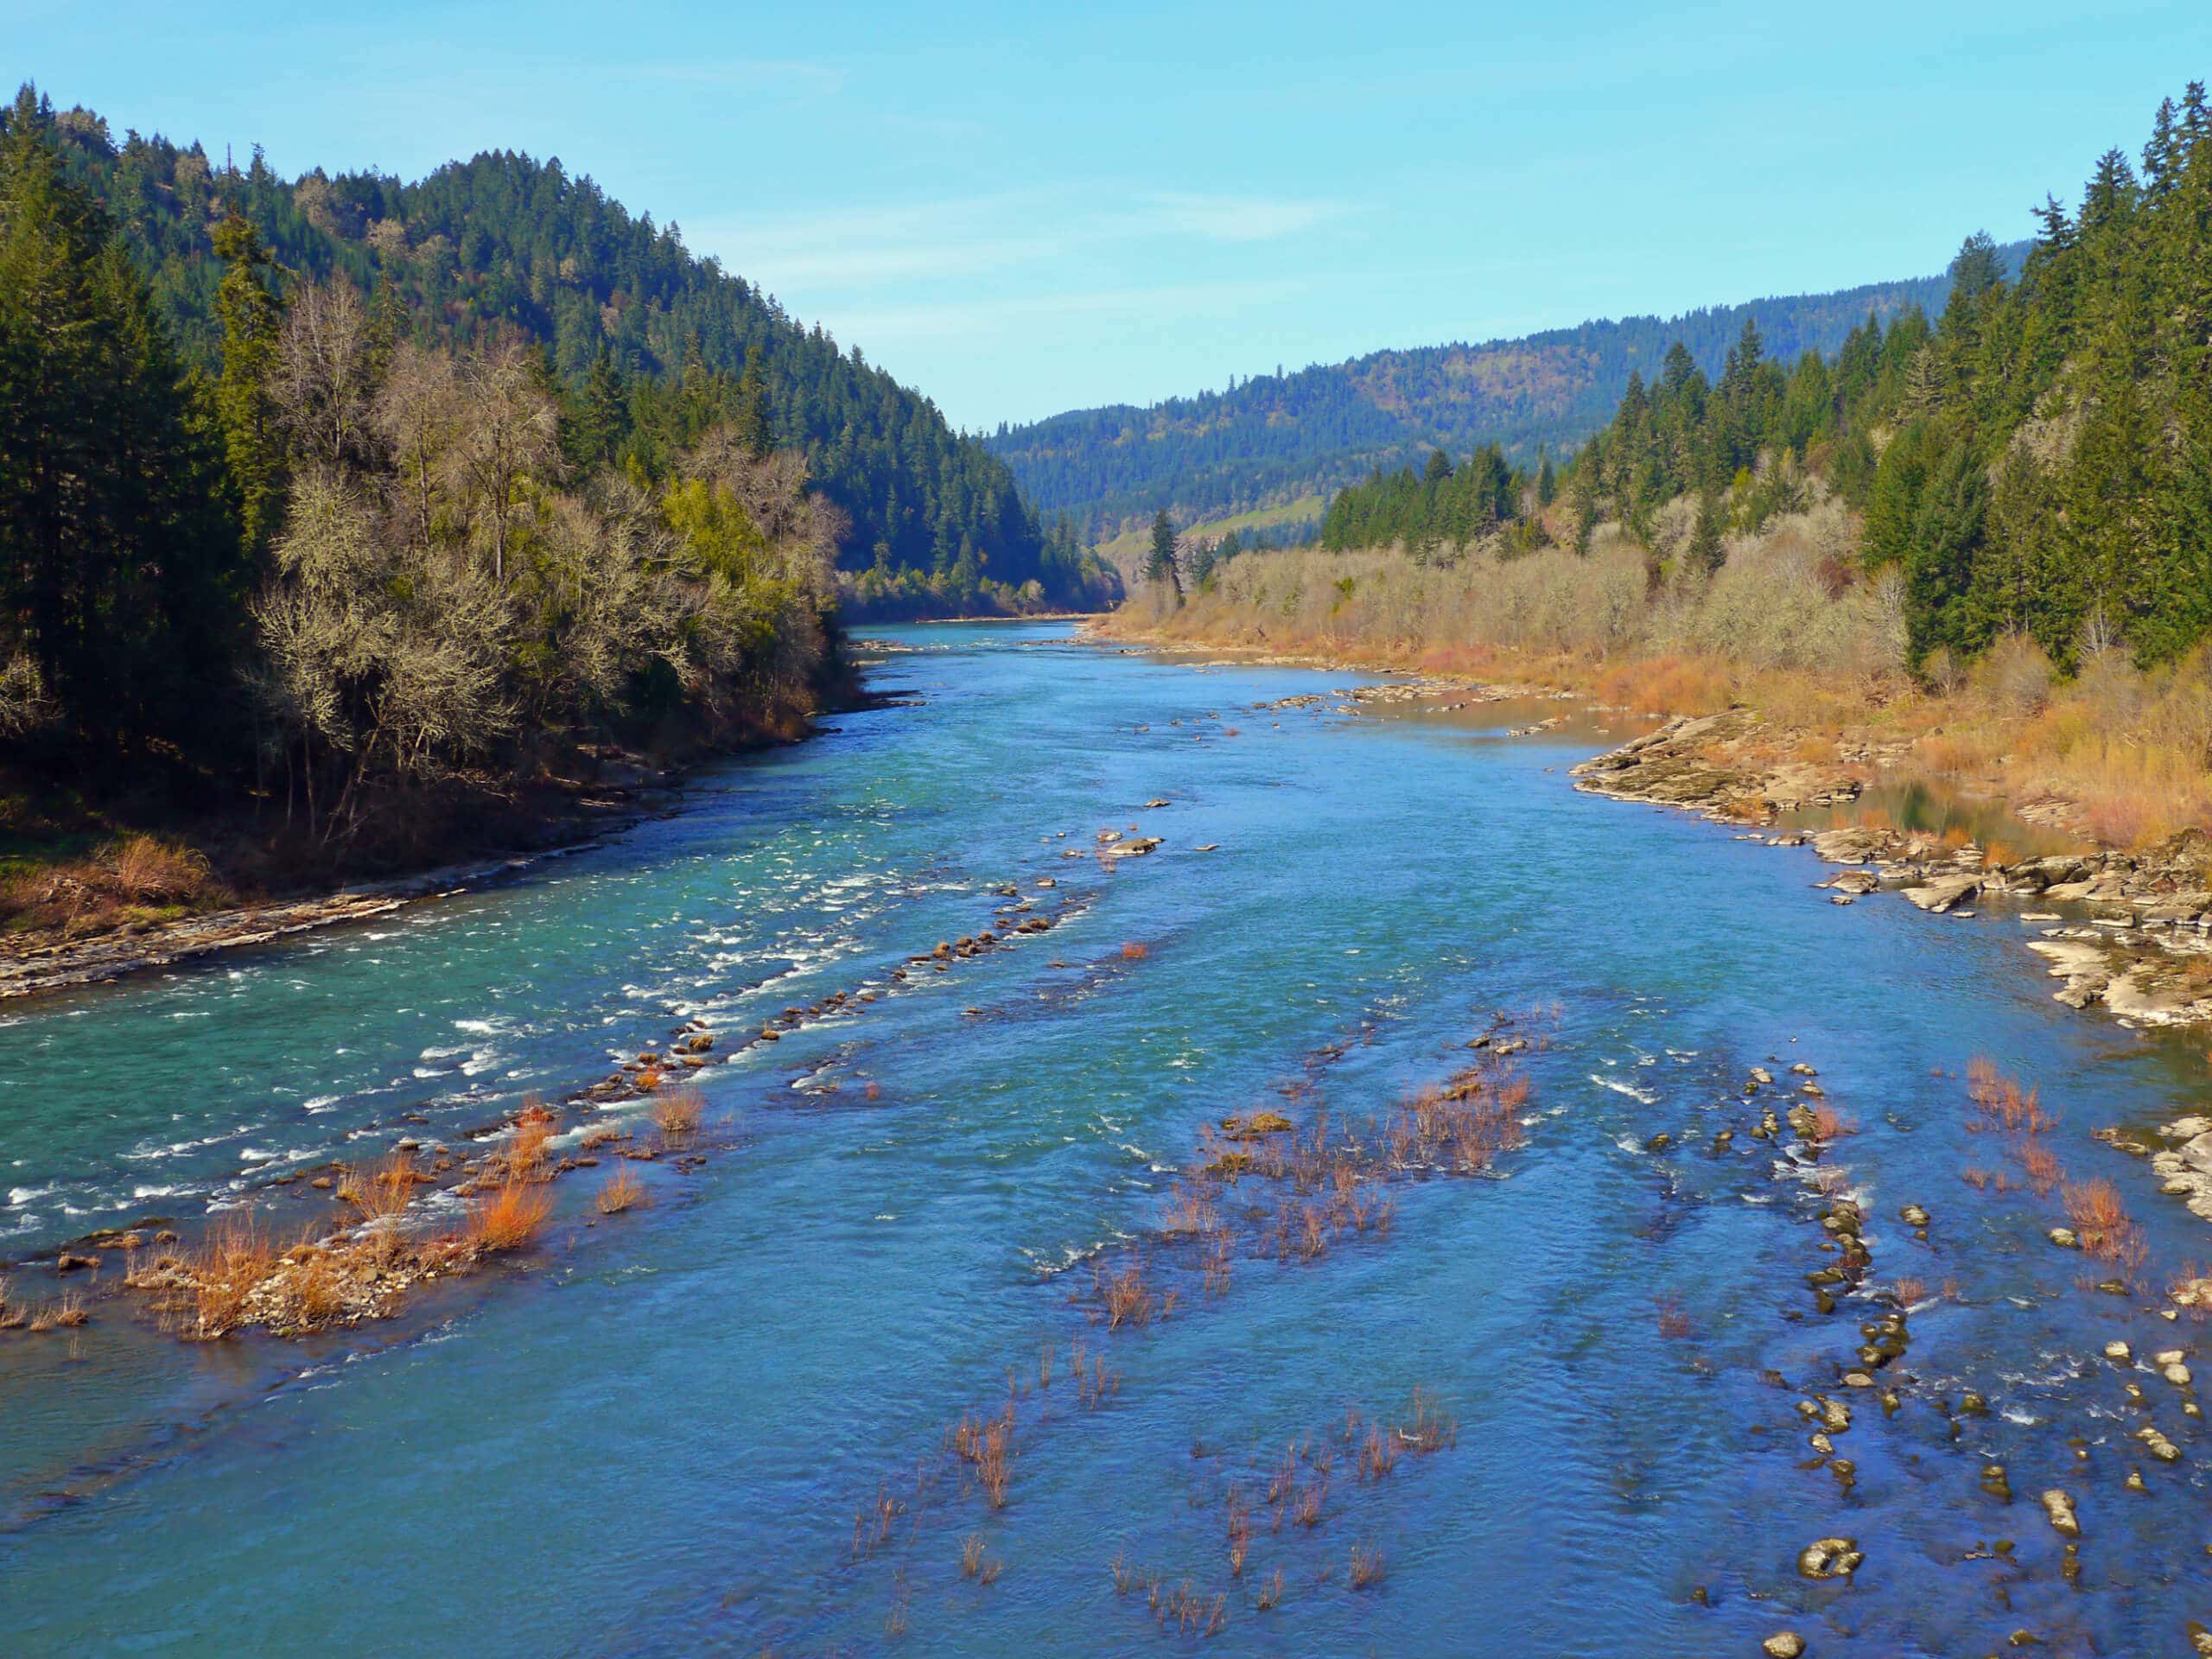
1688;488;1726;575
212;211;285;552
1146;508;1183;603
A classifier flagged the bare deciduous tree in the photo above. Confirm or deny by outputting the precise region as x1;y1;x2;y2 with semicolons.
372;341;461;551
272;280;379;474
449;340;562;585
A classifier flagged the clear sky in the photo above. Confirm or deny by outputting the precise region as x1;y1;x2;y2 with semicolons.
8;1;2209;429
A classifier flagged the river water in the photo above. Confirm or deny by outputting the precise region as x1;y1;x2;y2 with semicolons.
3;621;2209;1656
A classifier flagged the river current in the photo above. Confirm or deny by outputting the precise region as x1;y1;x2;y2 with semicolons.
3;620;2209;1656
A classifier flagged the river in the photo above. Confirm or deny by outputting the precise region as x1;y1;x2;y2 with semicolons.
3;620;2209;1656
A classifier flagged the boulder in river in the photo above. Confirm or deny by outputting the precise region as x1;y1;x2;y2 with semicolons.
2040;1489;2082;1537
1904;873;1982;913
1796;1536;1861;1580
1763;1634;1807;1658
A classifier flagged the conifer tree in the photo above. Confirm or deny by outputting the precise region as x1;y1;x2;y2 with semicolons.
213;211;285;553
1146;508;1183;603
734;352;771;459
0;88;243;754
1688;488;1726;575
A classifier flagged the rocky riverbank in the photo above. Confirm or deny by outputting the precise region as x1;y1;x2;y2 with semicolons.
0;771;688;1002
1573;710;2212;1033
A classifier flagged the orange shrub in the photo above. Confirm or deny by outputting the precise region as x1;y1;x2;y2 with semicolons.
468;1179;553;1253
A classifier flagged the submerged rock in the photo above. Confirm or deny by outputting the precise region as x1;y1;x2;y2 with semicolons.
1796;1536;1862;1580
2139;1426;2183;1462
2040;1489;2082;1538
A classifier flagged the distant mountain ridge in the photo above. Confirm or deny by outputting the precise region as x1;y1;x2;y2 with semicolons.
989;247;2029;537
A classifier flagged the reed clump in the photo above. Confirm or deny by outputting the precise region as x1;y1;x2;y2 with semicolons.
649;1084;703;1139
1097;1259;1156;1329
467;1179;554;1253
959;1533;1002;1584
2063;1178;2146;1268
595;1168;646;1215
1349;1544;1386;1590
24;1292;87;1333
338;1149;423;1219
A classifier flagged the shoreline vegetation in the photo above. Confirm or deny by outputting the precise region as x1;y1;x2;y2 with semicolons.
1091;586;2212;1034
1101;82;2212;1035
0;81;1102;990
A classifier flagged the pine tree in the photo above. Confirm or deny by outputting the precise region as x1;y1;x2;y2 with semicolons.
1688;488;1726;575
212;211;285;552
0;89;242;755
1146;507;1183;603
734;351;771;459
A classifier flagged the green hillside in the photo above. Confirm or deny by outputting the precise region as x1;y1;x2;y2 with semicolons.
990;255;2025;538
33;91;1109;614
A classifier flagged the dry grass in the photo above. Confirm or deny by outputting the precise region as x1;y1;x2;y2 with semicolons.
649;1084;703;1139
1808;1103;1857;1143
1893;1275;1929;1306
1098;1259;1156;1329
1655;1293;1693;1339
505;1116;554;1178
2063;1179;2146;1268
178;1213;282;1339
2018;1140;2063;1194
338;1149;423;1220
1;832;228;937
1965;1058;2055;1136
594;1168;646;1215
950;1407;1014;1509
24;1292;88;1332
1106;512;2212;849
1224;1487;1253;1576
1349;1545;1387;1591
467;1179;553;1253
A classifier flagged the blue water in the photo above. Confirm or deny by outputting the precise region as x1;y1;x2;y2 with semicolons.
2;620;2209;1656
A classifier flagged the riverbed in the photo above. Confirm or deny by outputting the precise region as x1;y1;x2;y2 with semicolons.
3;620;2209;1656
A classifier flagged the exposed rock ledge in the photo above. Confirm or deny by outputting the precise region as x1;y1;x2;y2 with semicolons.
1573;711;2212;1033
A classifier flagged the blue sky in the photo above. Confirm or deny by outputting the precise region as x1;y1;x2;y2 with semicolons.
9;1;2208;428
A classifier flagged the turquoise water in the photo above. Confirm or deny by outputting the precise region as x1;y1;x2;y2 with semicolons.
3;620;2209;1656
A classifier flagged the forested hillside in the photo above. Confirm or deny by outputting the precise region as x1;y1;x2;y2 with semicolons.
1564;81;2212;673
2;81;972;897
30;89;1110;615
1231;83;2212;681
991;258;2023;538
